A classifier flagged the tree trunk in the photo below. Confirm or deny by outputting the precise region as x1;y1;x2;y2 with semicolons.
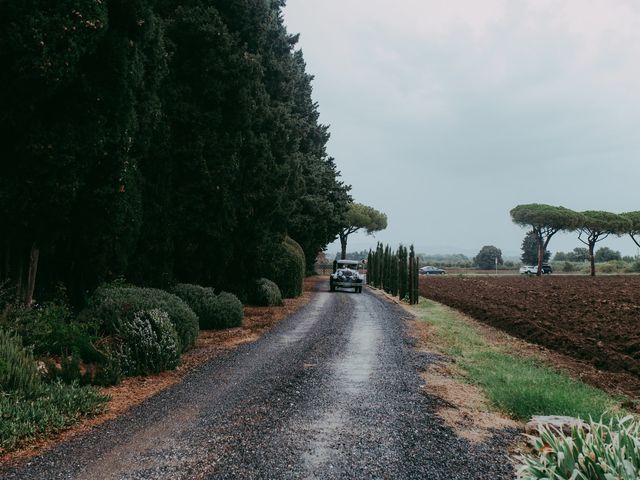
339;233;347;260
2;239;9;281
24;243;40;306
536;239;544;277
15;252;24;303
589;243;596;277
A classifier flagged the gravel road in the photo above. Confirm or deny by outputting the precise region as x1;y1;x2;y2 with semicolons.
2;284;517;479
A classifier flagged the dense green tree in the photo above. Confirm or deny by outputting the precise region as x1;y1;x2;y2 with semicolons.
578;211;630;276
338;203;387;259
521;231;550;265
0;0;165;304
594;247;621;263
408;245;419;305
553;251;567;262
398;245;408;301
566;247;589;262
511;204;582;276
473;246;503;270
1;0;354;305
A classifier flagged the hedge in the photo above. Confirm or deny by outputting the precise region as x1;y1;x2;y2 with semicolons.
261;236;305;299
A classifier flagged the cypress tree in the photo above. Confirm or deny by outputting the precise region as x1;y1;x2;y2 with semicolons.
397;245;407;301
409;245;416;304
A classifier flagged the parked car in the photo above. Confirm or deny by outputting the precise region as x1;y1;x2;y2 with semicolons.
330;259;364;293
519;265;536;275
519;264;553;275
419;266;446;275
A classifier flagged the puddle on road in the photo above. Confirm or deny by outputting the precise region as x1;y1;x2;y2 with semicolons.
332;305;380;394
302;294;382;476
275;292;330;347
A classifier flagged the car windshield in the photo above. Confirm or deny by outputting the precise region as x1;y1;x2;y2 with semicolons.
337;262;361;270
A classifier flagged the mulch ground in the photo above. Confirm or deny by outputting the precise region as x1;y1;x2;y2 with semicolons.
1;277;322;464
419;275;640;399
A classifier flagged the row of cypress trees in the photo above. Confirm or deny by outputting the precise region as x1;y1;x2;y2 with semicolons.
0;0;351;306
367;243;419;304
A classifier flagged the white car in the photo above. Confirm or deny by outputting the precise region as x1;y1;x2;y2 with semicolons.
519;265;553;275
519;265;537;274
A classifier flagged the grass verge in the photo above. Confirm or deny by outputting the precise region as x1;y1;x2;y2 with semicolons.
412;299;623;422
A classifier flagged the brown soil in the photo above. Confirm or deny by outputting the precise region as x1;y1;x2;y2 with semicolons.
1;277;322;464
420;276;640;399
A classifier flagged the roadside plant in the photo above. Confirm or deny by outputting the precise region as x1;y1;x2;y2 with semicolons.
210;292;243;329
0;329;42;398
112;309;180;376
81;286;199;353
248;278;283;307
0;380;107;452
172;284;243;329
171;283;218;329
2;302;98;361
517;415;640;480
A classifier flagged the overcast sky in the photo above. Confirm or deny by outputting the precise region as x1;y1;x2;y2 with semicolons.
284;0;640;257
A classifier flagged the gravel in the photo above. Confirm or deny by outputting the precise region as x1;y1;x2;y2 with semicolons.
1;284;518;479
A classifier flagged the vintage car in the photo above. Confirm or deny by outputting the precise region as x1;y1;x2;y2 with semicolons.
330;259;364;293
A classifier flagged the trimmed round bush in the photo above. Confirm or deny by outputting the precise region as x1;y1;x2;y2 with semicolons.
0;329;42;398
171;283;215;328
81;286;199;353
171;284;242;330
211;292;244;329
113;309;180;376
248;278;283;306
261;236;305;299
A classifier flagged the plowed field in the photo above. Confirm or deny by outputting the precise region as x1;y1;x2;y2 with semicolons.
419;276;640;379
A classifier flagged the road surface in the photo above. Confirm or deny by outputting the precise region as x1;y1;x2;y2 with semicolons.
2;284;516;479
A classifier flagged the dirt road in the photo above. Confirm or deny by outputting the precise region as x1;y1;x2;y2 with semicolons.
2;284;516;479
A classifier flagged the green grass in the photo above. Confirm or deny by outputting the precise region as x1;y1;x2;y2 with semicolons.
412;300;623;421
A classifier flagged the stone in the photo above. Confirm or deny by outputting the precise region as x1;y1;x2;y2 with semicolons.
525;415;589;437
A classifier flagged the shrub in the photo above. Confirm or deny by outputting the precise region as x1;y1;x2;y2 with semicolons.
517;415;640;480
0;329;42;398
596;260;627;274
262;236;305;299
209;292;243;329
112;309;180;376
171;283;215;329
562;261;576;273
171;283;243;330
81;286;199;353
626;261;640;273
2;302;98;361
248;278;283;306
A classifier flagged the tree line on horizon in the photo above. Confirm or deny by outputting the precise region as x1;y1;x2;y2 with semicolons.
0;0;352;306
511;204;640;276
